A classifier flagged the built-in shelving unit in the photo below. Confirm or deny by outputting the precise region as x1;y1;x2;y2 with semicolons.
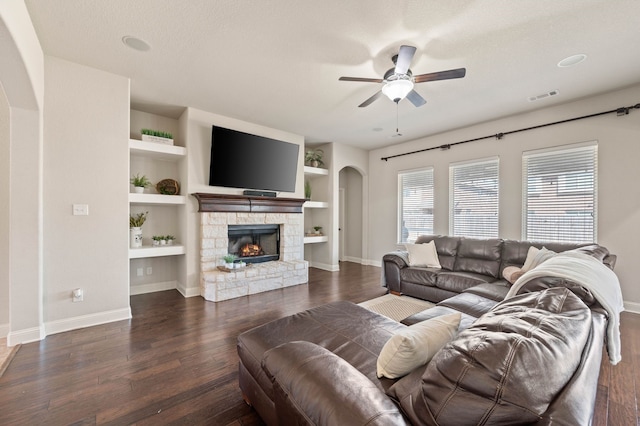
303;165;329;245
129;135;187;294
129;244;186;259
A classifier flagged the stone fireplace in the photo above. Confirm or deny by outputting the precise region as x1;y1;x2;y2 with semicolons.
194;193;308;302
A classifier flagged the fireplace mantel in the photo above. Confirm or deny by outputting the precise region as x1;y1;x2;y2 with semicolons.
192;193;306;214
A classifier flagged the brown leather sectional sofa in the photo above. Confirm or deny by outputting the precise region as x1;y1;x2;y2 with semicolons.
237;236;615;425
383;235;615;303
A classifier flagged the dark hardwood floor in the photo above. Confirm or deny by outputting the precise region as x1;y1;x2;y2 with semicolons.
0;262;637;425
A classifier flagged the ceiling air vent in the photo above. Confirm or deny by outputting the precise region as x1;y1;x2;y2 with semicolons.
528;90;559;102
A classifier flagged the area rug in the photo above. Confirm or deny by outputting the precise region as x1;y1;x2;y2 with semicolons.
359;294;434;322
0;338;20;378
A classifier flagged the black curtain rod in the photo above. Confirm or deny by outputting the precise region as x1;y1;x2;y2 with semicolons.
381;102;640;161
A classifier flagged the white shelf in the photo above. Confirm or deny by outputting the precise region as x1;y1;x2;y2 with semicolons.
304;201;329;209
129;139;186;160
129;244;186;259
129;193;186;205
304;166;328;176
304;235;328;244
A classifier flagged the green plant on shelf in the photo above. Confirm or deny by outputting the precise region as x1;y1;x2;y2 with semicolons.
129;211;148;228
130;173;152;188
223;254;237;264
141;128;173;139
305;149;324;168
304;180;311;199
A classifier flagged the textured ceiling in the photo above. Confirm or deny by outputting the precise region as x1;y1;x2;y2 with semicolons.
24;0;640;149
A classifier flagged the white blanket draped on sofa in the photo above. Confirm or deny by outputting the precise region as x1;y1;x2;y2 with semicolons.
506;251;624;365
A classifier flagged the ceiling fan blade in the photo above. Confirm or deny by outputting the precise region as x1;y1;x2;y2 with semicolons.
406;90;427;107
358;90;383;107
395;45;417;75
339;76;384;83
413;68;466;83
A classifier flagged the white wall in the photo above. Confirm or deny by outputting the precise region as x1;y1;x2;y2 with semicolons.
368;84;640;309
0;0;45;345
43;56;131;331
180;107;306;295
0;83;9;336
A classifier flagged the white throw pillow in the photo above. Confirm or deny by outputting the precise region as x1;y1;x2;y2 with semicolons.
377;313;461;379
405;241;441;268
521;246;540;272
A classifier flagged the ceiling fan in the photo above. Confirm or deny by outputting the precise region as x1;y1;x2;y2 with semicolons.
339;45;466;107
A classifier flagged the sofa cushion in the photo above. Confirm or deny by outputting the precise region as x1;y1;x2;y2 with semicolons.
435;271;495;293
395;287;592;425
400;267;438;286
453;238;503;278
376;313;461;379
437;292;499;319
415;235;460;271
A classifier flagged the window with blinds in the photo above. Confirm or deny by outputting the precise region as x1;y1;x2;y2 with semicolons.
398;168;434;243
522;142;597;243
449;157;499;238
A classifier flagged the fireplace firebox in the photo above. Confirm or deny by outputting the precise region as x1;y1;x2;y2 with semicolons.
228;224;280;264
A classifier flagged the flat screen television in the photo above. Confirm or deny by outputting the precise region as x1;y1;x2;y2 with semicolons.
209;125;299;193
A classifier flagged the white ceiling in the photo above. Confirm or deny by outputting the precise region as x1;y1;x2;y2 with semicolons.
24;0;640;150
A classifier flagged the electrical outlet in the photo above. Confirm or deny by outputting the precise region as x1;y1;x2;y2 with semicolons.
146;267;153;275
72;288;83;302
137;268;143;277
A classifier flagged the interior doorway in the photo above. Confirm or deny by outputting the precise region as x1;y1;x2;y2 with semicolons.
338;166;363;264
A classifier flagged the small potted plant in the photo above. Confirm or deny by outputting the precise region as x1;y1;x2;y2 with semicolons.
223;254;237;269
152;235;162;247
165;235;175;246
313;226;323;235
129;211;148;248
141;128;174;146
130;173;152;194
305;149;324;168
304;180;312;200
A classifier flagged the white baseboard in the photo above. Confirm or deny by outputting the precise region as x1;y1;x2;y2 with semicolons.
177;283;201;298
624;300;640;314
45;307;132;336
7;325;45;346
362;258;382;267
342;256;363;264
130;280;177;296
308;261;339;272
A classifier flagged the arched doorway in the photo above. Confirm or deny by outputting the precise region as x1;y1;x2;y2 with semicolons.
338;166;364;263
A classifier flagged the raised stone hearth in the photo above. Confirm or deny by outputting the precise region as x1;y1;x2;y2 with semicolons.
194;194;308;302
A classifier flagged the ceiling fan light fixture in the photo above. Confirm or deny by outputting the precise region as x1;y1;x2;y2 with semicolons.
382;79;414;102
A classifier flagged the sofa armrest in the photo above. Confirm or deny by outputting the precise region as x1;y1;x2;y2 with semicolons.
262;341;408;426
382;251;409;292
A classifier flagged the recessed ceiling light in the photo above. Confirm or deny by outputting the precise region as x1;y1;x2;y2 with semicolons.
122;36;151;52
557;54;586;68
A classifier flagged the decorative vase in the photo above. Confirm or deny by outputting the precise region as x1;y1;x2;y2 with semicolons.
311;160;319;168
225;262;234;269
130;227;143;248
134;186;144;194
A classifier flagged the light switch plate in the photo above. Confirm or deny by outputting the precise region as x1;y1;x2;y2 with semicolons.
72;204;89;216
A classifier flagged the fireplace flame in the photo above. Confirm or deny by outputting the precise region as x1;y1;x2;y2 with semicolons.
240;244;264;257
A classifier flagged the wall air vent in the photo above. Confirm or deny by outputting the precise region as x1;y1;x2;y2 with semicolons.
528;90;559;102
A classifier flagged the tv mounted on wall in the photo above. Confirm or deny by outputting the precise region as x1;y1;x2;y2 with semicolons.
209;125;300;193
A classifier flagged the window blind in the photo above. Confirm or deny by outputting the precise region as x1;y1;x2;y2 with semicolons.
449;157;499;238
398;168;434;243
522;142;597;243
